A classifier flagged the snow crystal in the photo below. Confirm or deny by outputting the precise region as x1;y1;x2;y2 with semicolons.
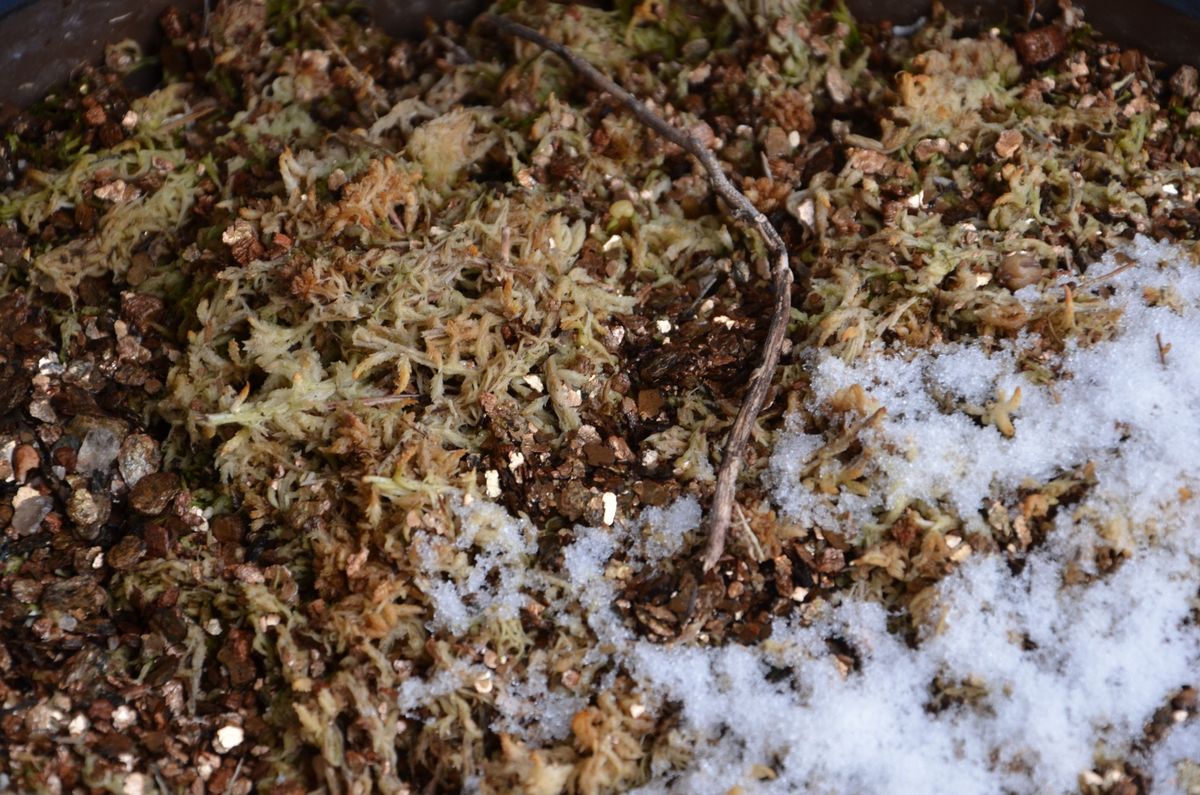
423;579;472;636
631;496;702;564
415;496;537;634
562;525;615;592
492;656;586;744
397;658;489;715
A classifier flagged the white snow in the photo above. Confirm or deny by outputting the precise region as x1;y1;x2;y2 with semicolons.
401;237;1200;793
415;498;537;634
770;235;1200;550
625;544;1200;794
491;654;587;744
1145;720;1200;794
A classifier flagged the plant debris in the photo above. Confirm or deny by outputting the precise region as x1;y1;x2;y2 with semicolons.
479;12;796;574
1;0;1199;792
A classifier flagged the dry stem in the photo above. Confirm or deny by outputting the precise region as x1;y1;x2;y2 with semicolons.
483;14;796;571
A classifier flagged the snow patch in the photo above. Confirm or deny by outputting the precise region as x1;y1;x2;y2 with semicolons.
403;237;1200;792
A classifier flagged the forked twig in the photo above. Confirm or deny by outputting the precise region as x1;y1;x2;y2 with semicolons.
483;14;795;572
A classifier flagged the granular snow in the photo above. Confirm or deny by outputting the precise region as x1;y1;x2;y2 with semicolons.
408;237;1200;793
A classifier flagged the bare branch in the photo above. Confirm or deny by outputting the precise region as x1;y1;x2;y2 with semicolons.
483;14;796;572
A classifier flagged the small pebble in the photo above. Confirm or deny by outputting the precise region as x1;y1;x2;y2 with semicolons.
210;513;245;544
123;773;147;795
107;535;147;571
129;472;181;515
76;428;121;475
214;725;245;753
13;444;39;483
112;704;137;730
66;487;111;540
40;575;106;615
484;470;501;498
602;492;617;525
1171;65;1198;98
118;434;161;488
11;486;52;535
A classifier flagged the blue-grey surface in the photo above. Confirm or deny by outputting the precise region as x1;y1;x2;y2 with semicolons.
0;0;34;18
1158;0;1200;19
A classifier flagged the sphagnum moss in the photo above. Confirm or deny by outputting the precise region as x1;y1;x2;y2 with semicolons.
0;0;1198;791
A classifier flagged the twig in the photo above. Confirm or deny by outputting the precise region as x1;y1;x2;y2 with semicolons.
328;394;418;408
223;756;245;795
1076;253;1137;290
734;502;766;563
436;34;476;66
500;226;512;270
1156;333;1171;366
483;14;796;572
159;100;220;133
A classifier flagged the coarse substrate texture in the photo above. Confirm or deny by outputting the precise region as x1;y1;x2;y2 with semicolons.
4;0;1200;791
